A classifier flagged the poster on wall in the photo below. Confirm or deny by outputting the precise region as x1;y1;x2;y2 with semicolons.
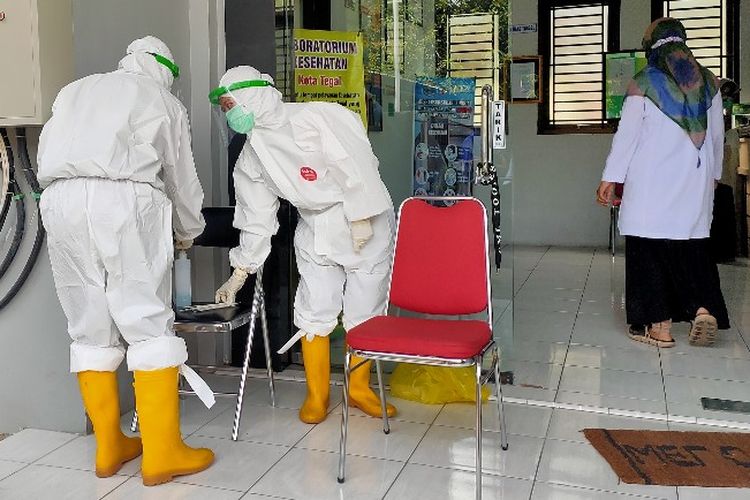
605;51;647;120
413;77;476;205
293;29;367;126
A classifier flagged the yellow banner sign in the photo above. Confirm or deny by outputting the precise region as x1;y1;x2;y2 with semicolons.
293;29;367;126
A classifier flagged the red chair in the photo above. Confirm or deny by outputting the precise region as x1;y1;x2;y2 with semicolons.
609;183;624;256
336;197;509;499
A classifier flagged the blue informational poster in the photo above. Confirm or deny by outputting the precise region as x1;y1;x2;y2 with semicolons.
413;77;476;204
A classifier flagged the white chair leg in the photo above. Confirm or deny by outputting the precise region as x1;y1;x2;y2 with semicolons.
475;358;483;500
375;360;390;435
494;346;509;451
231;276;261;441
337;351;352;483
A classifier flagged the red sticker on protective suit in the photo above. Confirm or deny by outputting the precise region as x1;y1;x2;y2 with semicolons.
300;166;318;181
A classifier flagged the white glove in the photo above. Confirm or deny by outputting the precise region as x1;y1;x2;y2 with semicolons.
174;239;193;251
351;218;373;252
215;268;250;304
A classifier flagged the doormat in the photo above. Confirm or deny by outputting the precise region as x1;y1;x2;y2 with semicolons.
584;429;750;487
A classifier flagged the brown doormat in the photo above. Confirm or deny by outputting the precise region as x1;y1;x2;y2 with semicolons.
584;429;750;487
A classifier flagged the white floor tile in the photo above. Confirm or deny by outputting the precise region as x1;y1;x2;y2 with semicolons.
177;397;234;436
498;340;569;365
0;463;127;500
409;426;542;480
555;391;668;416
660;352;750;380
0;429;78;463
664;374;750;405
384;463;533;500
434;402;552;438
245;379;343;411
532;482;675;500
192;403;315;446
547;409;668;443
565;344;661;374
298;414;428;461
535;439;678;499
241;494;291;500
174;435;287;491
558;366;665;401
0;460;25;481
106;476;244;499
501;360;564;393
250;448;403;500
678;486;750;499
502;385;558;403
330;396;443;425
36;434;141;476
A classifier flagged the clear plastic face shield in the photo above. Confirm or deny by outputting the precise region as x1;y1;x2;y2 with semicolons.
210;80;274;130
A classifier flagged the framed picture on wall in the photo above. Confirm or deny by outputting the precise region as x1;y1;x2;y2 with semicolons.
505;56;543;104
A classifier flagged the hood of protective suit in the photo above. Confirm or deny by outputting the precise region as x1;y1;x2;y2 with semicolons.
118;36;175;90
219;66;287;129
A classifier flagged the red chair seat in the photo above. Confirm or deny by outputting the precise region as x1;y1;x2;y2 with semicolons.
347;316;492;359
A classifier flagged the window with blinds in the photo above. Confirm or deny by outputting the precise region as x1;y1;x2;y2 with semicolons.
448;13;501;126
539;0;620;133
658;0;734;79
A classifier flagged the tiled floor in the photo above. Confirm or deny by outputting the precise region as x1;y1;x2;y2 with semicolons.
2;247;750;499
499;247;750;429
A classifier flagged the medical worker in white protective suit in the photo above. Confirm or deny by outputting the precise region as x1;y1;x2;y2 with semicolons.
38;36;214;485
211;66;397;423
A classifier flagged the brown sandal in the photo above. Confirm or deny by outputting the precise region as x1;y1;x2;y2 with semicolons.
689;313;718;346
628;321;675;348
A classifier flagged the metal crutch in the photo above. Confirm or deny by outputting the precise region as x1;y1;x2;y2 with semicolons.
232;266;278;440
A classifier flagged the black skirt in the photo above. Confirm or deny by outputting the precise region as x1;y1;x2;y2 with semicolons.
625;236;730;329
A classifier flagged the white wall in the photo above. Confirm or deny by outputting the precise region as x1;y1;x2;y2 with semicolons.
509;0;749;246
508;0;651;246
0;0;224;433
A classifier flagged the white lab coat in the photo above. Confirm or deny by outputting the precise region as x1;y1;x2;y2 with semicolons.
221;66;393;340
602;93;724;239
38;37;208;389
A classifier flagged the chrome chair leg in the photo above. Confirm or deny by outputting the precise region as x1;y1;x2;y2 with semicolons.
130;411;138;433
259;280;276;407
338;351;352;483
375;360;390;435
475;358;483;500
610;206;617;257
231;275;261;441
494;346;509;451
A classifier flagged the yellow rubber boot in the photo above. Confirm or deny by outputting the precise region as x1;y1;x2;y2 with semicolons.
133;367;214;486
299;335;331;424
348;356;397;418
77;371;142;478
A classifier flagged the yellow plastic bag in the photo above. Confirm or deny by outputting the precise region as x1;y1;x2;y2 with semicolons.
390;363;490;404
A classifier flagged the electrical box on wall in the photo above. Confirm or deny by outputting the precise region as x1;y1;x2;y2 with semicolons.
0;0;73;126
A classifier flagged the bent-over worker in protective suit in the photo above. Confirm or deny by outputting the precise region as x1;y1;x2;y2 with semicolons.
211;65;397;423
38;36;214;485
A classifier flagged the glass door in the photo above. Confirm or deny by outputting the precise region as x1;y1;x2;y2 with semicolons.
280;0;516;370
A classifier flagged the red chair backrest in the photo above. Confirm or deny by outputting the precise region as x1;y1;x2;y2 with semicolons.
389;198;490;315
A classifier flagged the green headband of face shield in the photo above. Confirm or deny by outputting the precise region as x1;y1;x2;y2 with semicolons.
148;53;180;78
208;80;274;104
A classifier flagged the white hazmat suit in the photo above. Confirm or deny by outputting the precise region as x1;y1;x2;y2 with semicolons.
215;66;394;347
38;37;209;391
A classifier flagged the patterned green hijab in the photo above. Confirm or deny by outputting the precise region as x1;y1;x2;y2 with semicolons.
627;18;719;149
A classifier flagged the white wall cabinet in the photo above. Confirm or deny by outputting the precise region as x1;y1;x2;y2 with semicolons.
0;0;73;126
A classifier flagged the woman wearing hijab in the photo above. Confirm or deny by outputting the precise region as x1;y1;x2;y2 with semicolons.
597;18;729;347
